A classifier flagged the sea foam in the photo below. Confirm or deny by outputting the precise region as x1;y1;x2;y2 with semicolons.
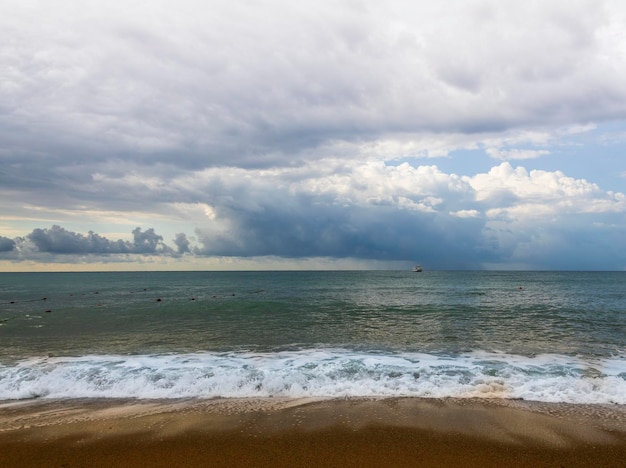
1;350;625;404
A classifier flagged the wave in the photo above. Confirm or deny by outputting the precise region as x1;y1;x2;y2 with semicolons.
1;350;625;404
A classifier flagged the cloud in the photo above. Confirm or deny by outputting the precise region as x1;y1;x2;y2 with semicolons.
173;232;191;254
130;227;174;255
0;236;15;252
192;204;490;268
1;1;626;271
482;211;626;270
173;160;624;268
2;167;625;271
3;156;624;270
468;162;625;216
486;148;550;161
2;0;626;173
24;225;175;256
450;210;480;218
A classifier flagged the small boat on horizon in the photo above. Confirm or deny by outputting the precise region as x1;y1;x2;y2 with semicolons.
412;265;423;272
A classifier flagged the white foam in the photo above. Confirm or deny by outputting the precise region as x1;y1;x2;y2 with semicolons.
0;350;625;404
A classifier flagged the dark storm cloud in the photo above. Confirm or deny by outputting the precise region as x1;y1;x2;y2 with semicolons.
0;236;15;252
130;227;174;255
27;226;125;254
173;233;191;254
484;211;626;270
194;201;493;269
26;225;175;256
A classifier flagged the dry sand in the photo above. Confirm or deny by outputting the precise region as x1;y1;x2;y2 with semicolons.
1;397;626;467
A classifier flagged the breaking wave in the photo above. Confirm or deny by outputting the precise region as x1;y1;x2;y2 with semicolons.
1;349;625;404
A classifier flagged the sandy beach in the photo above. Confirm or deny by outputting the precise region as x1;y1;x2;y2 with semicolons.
1;397;626;467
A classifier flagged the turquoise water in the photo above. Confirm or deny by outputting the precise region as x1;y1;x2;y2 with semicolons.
1;271;625;403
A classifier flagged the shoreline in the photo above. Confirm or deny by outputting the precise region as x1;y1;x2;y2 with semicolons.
1;397;626;467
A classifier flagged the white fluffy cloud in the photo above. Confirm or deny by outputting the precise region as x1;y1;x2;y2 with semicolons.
469;163;625;216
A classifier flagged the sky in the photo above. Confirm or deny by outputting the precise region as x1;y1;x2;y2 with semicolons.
1;0;626;271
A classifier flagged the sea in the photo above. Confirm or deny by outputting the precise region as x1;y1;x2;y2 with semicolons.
0;270;625;404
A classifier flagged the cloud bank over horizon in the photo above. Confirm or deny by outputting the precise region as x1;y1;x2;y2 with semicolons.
2;159;625;270
1;0;626;270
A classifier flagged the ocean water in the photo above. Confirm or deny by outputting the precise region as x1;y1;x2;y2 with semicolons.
0;270;625;404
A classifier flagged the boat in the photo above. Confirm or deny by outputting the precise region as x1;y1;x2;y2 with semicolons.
412;265;423;272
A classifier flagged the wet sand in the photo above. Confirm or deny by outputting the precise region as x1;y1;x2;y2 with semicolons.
1;397;626;467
